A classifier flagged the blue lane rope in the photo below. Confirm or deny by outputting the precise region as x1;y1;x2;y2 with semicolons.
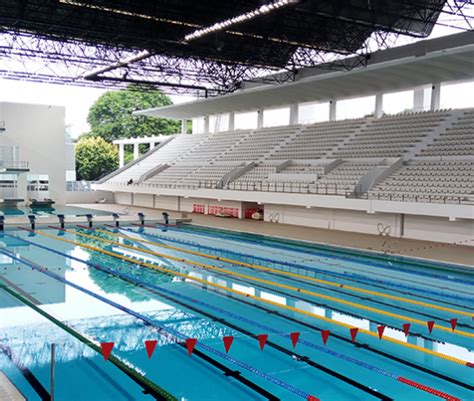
161;224;474;285
116;226;474;306
4;234;434;384
0;244;313;401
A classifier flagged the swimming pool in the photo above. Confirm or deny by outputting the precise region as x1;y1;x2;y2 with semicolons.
0;205;113;217
0;223;472;401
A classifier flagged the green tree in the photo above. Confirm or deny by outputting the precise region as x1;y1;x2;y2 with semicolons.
86;86;180;143
75;137;118;180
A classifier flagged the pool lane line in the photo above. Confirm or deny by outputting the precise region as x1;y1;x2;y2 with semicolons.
125;225;474;306
178;223;474;276
0;344;51;401
0;249;315;401
27;227;473;367
99;226;474;319
11;234;474;393
158;224;474;284
0;247;390;401
65;226;474;339
176;225;474;286
0;282;178;401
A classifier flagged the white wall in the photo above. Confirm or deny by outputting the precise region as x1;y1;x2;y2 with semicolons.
264;204;400;236
404;215;473;245
0;102;67;204
155;195;180;211
114;192;132;205
66;190;113;204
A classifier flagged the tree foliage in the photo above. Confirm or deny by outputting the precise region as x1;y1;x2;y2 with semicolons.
86;86;180;142
75;136;118;180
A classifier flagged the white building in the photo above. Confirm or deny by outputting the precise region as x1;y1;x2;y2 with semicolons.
0;102;67;205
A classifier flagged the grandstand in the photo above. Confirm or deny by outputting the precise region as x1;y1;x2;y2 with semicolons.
95;101;473;245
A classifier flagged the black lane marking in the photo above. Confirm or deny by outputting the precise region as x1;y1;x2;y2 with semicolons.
0;344;51;401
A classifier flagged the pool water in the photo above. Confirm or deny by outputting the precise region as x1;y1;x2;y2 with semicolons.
0;205;113;217
0;223;472;401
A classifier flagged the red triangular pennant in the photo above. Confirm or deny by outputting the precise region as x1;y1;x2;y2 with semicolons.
144;340;157;359
350;327;358;342
377;325;385;339
450;318;457;331
258;334;268;350
100;342;114;361
223;336;234;353
403;323;411;337
321;330;330;345
290;332;300;348
186;338;197;355
427;321;435;334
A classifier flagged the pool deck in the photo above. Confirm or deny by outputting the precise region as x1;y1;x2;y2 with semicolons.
0;372;26;401
4;203;473;266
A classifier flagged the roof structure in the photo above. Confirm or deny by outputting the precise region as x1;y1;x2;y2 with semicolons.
137;31;474;119
0;0;471;96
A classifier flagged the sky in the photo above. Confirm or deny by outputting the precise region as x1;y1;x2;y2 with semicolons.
0;5;472;138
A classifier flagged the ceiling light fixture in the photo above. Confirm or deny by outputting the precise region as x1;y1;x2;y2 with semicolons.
184;0;300;42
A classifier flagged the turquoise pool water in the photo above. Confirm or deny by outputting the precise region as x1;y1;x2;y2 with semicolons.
0;223;472;401
0;205;112;217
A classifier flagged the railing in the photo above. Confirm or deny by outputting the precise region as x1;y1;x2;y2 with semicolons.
96;179;473;205
0;160;29;169
0;185;18;198
223;180;358;196
66;181;94;192
364;192;473;205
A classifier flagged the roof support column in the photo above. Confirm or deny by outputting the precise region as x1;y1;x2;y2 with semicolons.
430;83;441;111
329;100;336;121
228;112;235;131
413;86;425;111
375;92;383;118
289;103;299;125
149;141;155;150
257;109;264;129
118;143;125;168
133;143;139;160
203;116;210;133
181;119;187;134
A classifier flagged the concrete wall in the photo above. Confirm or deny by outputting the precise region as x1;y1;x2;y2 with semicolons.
0;102;67;204
264;204;401;236
404;215;473;245
115;192;133;205
66;190;113;204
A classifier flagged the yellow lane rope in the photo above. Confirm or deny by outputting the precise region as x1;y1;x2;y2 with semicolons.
46;227;474;339
32;228;471;366
94;227;473;318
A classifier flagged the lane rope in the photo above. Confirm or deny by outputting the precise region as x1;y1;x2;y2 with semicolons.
64;226;474;339
3;238;465;401
24;227;473;366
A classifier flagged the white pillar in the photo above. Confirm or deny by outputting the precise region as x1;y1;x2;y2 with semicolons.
413;87;425;111
375;92;383;118
430;83;441;111
16;173;27;205
228;112;235;131
257;109;264;129
118;144;125;168
149;141;155;150
329;100;336;121
203;116;210;134
133;143;139;160
289;103;299;125
181;119;187;134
